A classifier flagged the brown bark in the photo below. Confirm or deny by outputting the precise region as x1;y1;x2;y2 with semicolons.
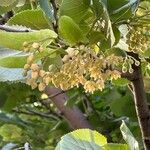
131;62;150;150
45;87;93;129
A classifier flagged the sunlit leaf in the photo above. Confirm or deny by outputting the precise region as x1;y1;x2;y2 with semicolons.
55;129;107;150
103;143;129;150
0;29;57;51
0;0;17;7
8;9;51;30
59;16;85;45
120;121;140;150
59;0;91;23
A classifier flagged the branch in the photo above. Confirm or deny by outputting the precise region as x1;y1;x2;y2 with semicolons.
39;99;63;119
129;53;150;150
121;71;138;81
45;87;93;129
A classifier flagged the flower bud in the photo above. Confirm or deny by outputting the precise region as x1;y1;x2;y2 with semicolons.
135;60;140;66
39;46;44;52
32;42;40;49
30;64;39;71
31;82;38;89
38;83;46;91
31;71;39;79
122;66;127;73
62;55;70;62
39;70;46;77
129;68;134;73
24;64;30;70
23;41;28;47
27;55;34;64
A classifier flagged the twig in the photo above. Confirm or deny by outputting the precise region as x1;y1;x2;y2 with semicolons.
82;93;93;114
26;108;60;121
13;108;60;121
49;90;66;99
39;99;62;119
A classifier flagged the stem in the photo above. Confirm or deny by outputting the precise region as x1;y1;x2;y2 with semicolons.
30;0;36;10
50;0;58;33
131;57;150;149
45;87;93;129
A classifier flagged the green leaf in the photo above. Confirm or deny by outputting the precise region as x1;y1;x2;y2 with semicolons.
110;94;136;119
43;55;63;71
0;46;21;58
39;0;54;21
0;1;18;15
0;124;22;141
0;29;57;51
103;143;129;150
89;31;105;45
142;48;150;58
8;9;51;30
143;77;150;93
0;82;33;112
92;0;104;18
136;1;150;16
107;48;126;57
107;0;139;22
0;112;31;127
0;55;27;68
0;47;61;68
112;26;121;45
56;139;102;150
100;5;116;47
112;78;130;86
120;121;139;150
65;90;80;107
55;129;107;150
59;0;91;23
0;0;17;7
79;21;90;35
59;16;85;45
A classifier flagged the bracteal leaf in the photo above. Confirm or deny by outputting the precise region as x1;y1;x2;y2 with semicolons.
0;29;57;50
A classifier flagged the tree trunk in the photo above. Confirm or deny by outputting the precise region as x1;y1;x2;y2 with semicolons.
132;64;150;150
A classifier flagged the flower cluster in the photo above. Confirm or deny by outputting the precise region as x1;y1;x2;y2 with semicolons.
23;41;44;52
127;27;150;53
53;49;123;93
121;56;140;73
23;46;124;93
23;54;53;91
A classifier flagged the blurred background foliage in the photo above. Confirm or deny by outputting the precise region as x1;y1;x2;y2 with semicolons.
0;81;144;149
